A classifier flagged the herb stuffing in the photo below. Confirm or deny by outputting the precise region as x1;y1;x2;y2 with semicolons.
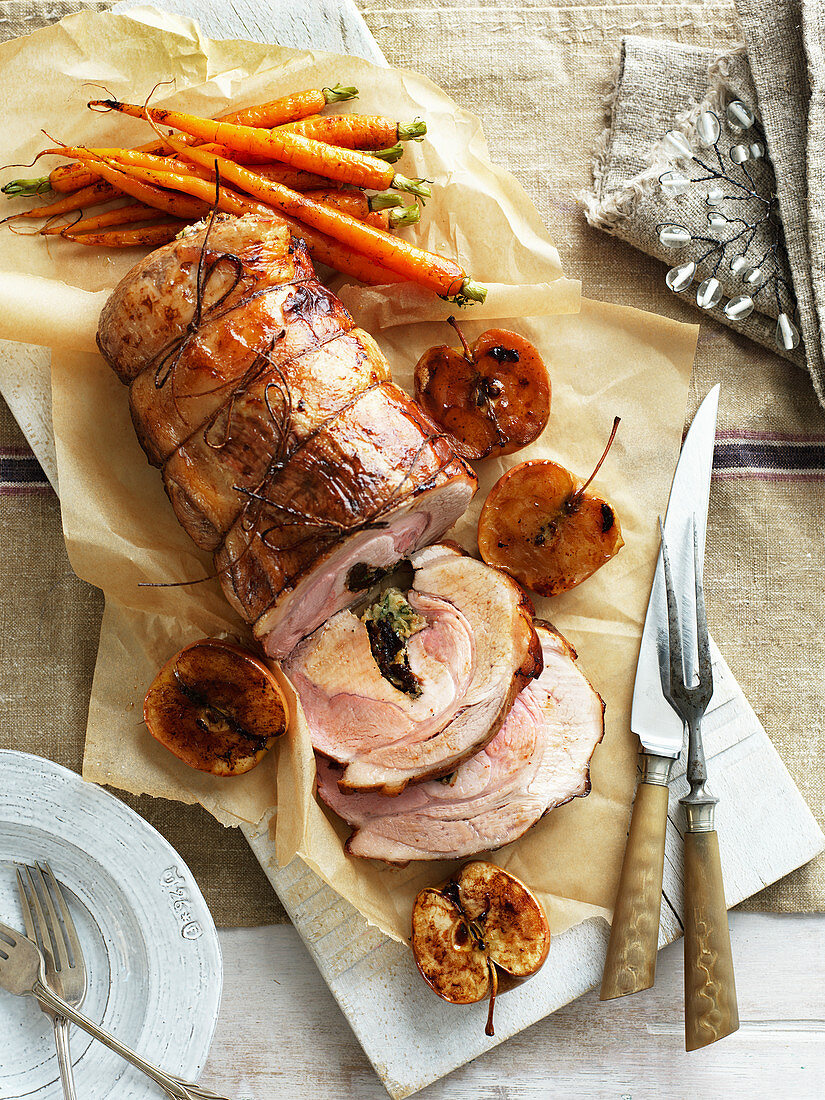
362;588;425;697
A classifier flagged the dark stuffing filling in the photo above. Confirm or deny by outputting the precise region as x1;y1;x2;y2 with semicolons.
362;588;425;697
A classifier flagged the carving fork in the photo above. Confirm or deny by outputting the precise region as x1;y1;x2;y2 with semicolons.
660;517;739;1049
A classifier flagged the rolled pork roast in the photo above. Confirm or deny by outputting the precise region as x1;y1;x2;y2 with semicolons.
99;215;604;860
97;215;477;658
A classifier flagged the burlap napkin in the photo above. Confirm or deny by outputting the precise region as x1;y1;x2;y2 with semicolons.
737;0;825;407
803;1;825;406
584;1;825;409
582;40;805;367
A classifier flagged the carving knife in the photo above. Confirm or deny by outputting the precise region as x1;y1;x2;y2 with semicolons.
600;384;720;1000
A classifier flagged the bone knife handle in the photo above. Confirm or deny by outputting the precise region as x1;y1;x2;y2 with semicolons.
600;765;670;1000
683;828;739;1050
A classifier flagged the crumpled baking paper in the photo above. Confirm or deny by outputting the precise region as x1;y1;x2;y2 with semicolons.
0;6;697;941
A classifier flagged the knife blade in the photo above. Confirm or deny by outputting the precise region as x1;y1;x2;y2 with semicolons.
600;384;720;1001
632;383;720;757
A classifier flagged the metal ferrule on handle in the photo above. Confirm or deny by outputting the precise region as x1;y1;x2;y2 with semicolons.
680;711;719;833
600;752;672;1000
30;978;232;1100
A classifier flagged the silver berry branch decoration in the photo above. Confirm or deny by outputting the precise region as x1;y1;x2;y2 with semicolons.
656;100;799;352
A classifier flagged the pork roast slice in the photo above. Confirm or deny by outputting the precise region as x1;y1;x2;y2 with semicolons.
283;544;542;793
315;623;605;861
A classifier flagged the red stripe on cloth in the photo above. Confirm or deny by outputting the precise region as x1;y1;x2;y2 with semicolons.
0;483;53;495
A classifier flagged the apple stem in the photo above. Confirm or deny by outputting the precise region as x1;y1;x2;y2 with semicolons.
447;315;473;361
485;960;498;1036
568;416;621;511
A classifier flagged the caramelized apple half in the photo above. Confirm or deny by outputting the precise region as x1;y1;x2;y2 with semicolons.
144;639;287;775
478;419;624;596
411;861;551;1034
414;321;550;460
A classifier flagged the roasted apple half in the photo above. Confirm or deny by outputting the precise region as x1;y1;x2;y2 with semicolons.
411;861;551;1034
478;418;624;596
414;319;550;460
144;638;287;776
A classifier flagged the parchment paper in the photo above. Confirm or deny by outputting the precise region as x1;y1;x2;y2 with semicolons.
0;7;698;941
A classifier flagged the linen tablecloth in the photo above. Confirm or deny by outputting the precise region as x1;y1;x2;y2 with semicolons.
1;0;822;923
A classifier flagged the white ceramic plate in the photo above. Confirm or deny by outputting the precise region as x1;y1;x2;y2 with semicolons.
0;751;222;1099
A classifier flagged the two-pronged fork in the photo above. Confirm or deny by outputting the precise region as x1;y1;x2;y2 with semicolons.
659;518;739;1050
0;919;232;1100
17;862;86;1100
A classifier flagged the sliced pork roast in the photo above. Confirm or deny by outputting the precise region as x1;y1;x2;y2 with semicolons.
282;544;542;794
316;623;605;861
97;215;476;656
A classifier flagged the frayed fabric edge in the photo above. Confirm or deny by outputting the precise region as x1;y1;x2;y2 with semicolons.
580;39;629;230
580;42;748;232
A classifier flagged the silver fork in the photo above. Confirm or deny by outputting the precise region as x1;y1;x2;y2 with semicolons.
17;862;86;1100
0;920;233;1100
659;518;739;1051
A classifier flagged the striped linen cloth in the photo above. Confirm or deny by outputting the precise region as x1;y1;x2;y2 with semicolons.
0;445;49;493
7;433;824;485
714;432;825;480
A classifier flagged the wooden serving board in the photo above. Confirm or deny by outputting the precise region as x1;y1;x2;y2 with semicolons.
0;2;822;1097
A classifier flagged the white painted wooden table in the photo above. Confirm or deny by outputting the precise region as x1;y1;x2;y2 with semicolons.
203;916;825;1098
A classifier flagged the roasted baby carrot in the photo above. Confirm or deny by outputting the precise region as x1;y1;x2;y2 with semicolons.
277;218;403;285
0;85;360;196
280;115;426;149
88;99;431;197
8;179;118;217
75;149;412;229
221;83;357;129
27;85;360;195
62;222;183;247
168;140;482;299
302;189;420;230
72;154;403;282
52;152;210;220
302;188;376;220
252;163;347;190
42;201;159;235
79;155;272;215
55;145;215;182
196;142;353;180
